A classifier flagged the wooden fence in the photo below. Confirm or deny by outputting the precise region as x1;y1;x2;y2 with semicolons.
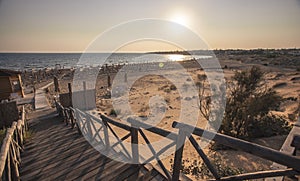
55;102;300;181
0;106;26;181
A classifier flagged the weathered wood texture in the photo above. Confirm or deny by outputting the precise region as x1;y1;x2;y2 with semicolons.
0;106;26;181
20;107;166;181
172;121;300;180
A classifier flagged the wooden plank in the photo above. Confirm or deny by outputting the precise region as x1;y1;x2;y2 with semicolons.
112;165;141;180
44;148;119;180
267;118;300;181
97;163;132;180
127;117;178;141
172;129;186;181
126;166;158;181
28;147;100;179
18;89;168;181
189;135;220;179
143;170;160;181
22;130;82;153
21;133;86;164
131;126;139;163
150;172;167;181
69;154;122;180
173;121;300;172
21;140;92;174
22;149;119;181
214;169;299;181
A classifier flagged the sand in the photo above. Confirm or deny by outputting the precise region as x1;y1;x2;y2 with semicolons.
39;56;300;180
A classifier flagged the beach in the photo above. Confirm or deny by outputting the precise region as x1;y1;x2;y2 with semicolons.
26;50;299;180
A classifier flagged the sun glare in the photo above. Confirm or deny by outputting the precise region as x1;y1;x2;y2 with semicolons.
170;14;189;27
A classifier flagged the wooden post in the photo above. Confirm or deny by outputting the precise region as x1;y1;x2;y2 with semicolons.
291;135;300;156
189;136;220;179
130;119;139;164
124;72;127;83
86;115;93;141
69;109;75;129
107;74;111;87
10;144;19;181
54;76;60;92
5;144;11;181
173;121;300;172
101;115;110;151
68;83;72;107
172;129;186;181
83;81;87;110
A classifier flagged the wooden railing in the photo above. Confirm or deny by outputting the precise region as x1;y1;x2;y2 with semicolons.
0;106;26;181
172;121;300;181
55;102;300;181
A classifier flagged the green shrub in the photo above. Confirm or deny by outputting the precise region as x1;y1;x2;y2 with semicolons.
109;109;120;117
164;88;171;93
170;84;177;91
221;66;286;139
248;115;291;138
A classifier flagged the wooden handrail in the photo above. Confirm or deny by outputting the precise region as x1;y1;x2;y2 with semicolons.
0;106;26;181
172;121;300;180
211;169;299;181
61;107;300;181
172;121;300;172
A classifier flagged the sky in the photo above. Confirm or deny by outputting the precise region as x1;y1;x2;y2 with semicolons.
0;0;299;52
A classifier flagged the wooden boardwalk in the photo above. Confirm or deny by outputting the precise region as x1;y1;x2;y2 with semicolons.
20;89;166;181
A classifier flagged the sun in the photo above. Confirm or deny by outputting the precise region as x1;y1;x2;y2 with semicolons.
170;13;189;27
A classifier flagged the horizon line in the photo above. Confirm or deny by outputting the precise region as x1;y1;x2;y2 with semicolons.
0;47;299;54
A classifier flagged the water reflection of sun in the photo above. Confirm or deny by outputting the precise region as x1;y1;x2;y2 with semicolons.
168;54;185;61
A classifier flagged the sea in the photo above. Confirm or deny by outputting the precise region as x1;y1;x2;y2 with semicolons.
0;53;211;71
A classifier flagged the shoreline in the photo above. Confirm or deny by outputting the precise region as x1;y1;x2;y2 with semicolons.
2;51;299;180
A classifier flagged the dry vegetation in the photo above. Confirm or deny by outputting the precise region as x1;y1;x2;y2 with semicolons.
41;51;300;180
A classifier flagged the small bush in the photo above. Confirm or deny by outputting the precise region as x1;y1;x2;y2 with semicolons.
109;109;120;117
197;74;207;81
170;84;177;91
164;88;171;93
248;115;291;138
221;66;286;139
